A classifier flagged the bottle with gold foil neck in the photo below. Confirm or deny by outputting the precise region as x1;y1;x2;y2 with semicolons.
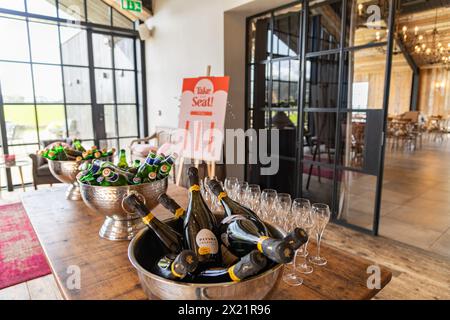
185;250;267;283
152;250;198;281
123;194;183;254
185;167;221;268
157;193;186;232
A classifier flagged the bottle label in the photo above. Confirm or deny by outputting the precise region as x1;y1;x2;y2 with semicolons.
196;229;219;255
142;213;154;225
257;236;270;253
228;265;241;282
174;208;185;219
218;192;228;201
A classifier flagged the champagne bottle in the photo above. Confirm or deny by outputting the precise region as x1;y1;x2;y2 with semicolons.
157;193;185;231
152;250;198;281
186;250;267;283
123;194;183;254
185;167;221;267
219;215;294;264
208;180;269;235
284;228;309;250
117;149;129;170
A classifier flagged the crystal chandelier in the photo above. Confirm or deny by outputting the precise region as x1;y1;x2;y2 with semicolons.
399;9;450;67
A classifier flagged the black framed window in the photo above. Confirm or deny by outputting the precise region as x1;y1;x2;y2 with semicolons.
246;0;395;235
0;0;145;190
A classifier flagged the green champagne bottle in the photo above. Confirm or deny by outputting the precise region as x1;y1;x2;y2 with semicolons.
184;167;221;268
152;250;198;281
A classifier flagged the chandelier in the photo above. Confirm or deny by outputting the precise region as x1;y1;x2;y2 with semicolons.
399;9;450;67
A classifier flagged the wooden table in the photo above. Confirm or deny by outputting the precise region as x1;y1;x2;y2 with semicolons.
22;184;392;300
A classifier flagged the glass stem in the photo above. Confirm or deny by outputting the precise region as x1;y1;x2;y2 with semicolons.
316;233;322;258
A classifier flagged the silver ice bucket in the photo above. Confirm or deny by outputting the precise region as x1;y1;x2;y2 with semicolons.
128;214;285;300
78;177;168;241
48;160;82;201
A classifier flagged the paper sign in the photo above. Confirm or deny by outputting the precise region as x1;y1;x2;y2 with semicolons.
177;76;230;162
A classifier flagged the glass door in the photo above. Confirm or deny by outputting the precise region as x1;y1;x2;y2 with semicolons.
88;30;139;156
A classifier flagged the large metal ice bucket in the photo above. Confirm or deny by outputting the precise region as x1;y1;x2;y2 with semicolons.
48;160;82;201
128;214;285;300
78;178;168;241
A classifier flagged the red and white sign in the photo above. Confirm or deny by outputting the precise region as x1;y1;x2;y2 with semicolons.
176;76;230;162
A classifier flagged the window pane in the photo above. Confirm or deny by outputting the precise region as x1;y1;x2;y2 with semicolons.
114;37;134;69
36;105;66;140
87;0;111;26
118;105;138;136
345;0;389;47
341;47;387;110
0;16;29;61
115;70;136;103
58;0;86;21
305;54;340;109
27;0;57;17
273;4;301;58
95;69;114;104
29;20;60;64
0;0;25;11
3;105;38;144
307;0;342;52
60;26;88;66
64;66;91;103
0;62;34;103
33;64;64;103
104;105;117;138
67;105;94;140
92;33;112;68
113;9;134;29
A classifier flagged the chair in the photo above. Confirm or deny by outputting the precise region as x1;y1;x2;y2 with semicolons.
28;139;73;190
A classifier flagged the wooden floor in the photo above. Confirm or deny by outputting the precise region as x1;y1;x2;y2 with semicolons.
343;134;450;258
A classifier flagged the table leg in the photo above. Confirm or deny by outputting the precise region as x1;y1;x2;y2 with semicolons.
18;166;25;192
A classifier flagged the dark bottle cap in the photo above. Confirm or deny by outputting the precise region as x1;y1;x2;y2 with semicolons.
284;228;309;250
187;166;200;186
260;238;294;264
123;194;148;218
230;250;267;281
207;179;224;197
173;250;199;276
158;193;181;213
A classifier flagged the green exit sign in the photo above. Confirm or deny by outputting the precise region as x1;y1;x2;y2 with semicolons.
121;0;142;13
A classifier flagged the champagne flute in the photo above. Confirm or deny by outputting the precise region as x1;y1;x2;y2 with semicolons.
235;182;248;204
308;203;331;266
260;189;277;221
245;184;261;212
274;193;291;231
292;198;313;274
281;202;303;286
224;177;239;200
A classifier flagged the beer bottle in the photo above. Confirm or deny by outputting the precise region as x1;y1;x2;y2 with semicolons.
73;139;86;152
117;149;129;170
102;168;128;186
157;154;176;180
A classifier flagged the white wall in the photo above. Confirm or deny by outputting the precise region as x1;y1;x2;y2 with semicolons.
145;0;293;178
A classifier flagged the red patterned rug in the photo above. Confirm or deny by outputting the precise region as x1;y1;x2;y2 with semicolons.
0;202;51;289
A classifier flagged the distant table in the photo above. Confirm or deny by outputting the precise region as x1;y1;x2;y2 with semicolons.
0;160;28;192
21;184;392;300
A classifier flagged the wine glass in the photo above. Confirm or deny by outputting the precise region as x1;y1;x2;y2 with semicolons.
281;201;303;286
224;177;239;200
260;189;277;221
245;184;261;212
291;198;314;274
308;203;331;266
274;193;291;231
235;182;248;204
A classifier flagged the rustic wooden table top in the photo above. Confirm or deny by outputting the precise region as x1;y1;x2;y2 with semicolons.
22;184;391;300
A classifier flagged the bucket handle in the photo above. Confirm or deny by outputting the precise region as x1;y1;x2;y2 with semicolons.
121;190;146;215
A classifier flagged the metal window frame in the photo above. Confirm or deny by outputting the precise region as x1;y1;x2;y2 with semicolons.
0;0;146;191
245;0;397;235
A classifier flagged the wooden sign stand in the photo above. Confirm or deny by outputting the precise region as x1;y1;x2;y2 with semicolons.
176;65;217;186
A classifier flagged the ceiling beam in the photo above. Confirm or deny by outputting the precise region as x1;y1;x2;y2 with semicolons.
101;0;152;22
